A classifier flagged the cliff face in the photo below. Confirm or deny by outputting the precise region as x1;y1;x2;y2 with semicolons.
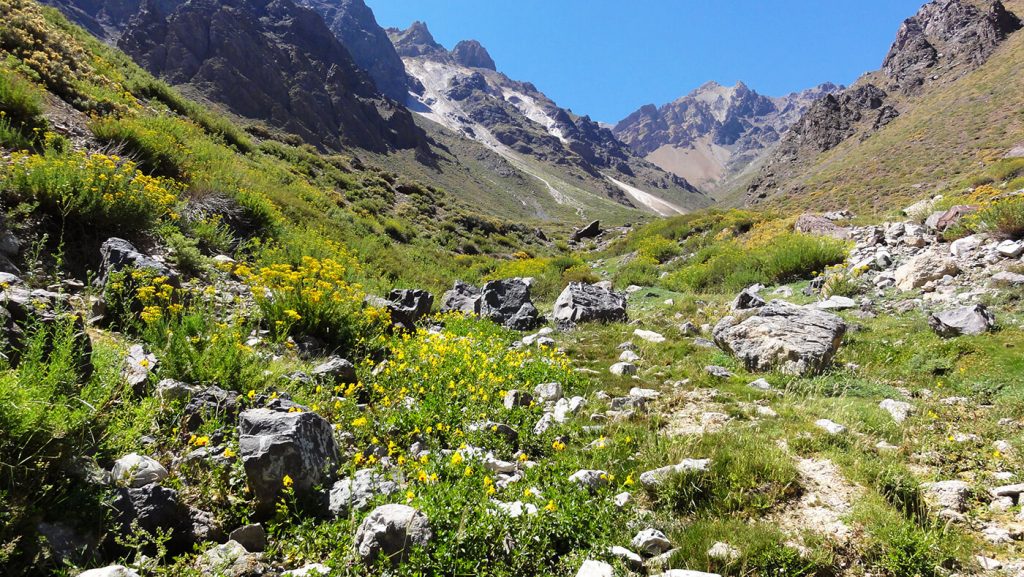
746;0;1021;205
118;0;427;153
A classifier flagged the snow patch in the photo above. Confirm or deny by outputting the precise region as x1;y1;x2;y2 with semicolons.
606;176;686;216
501;89;568;144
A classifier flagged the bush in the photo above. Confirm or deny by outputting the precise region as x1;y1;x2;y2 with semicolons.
968;196;1024;239
614;256;659;288
242;255;389;353
0;149;182;234
636;235;682;263
89;114;192;179
0;67;46;149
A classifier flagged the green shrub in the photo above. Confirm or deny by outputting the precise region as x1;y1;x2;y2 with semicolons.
0;67;46;149
970;196;1024;239
636;235;682;263
614;256;659;288
0;149;182;234
89;114;192;179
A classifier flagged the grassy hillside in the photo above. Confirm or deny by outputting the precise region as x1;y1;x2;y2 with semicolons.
756;0;1024;216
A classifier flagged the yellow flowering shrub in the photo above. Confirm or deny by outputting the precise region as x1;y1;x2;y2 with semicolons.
243;255;389;352
0;150;182;232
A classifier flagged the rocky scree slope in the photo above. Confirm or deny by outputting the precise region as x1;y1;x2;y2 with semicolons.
387;21;711;217
614;81;841;196
746;0;1023;208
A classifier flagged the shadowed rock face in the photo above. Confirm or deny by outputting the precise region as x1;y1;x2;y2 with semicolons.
451;40;496;70
295;0;411;101
883;0;1022;95
115;0;427;153
388;20;447;58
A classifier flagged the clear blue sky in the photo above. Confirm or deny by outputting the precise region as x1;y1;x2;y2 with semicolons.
366;0;925;123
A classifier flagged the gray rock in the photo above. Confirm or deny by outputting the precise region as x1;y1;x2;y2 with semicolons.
705;365;733;379
533;382;563;402
653;571;722;577
97;238;178;288
713;301;846;376
813;296;857;310
923;480;972;512
354;504;432;565
329;469;399;517
111;454;168;488
503;389;534;409
619;350;641;363
929;304;995;337
238;409;340;507
610;362;637;376
282;563;332;576
879;399;914;423
707;542;741;561
996;240;1024;258
633;329;666;343
569;469;611;490
639;459;711;489
894;250;959;291
552;282;627;327
991;271;1024;286
576;559;614;577
78;566;141;577
748;378;772;391
815;419;847;435
632;528;673;556
440;281;481;315
730;288;766;311
199;540;265;577
480;278;541;330
122;345;157;389
112;484;196;554
949;234;984;258
387;289;434;330
311;357;357;384
610;545;644;570
571;220;601;242
228;524;267;553
154;379;195;403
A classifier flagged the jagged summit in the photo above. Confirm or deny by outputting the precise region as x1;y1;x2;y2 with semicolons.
387;21;447;58
614;81;840;193
451;39;496;70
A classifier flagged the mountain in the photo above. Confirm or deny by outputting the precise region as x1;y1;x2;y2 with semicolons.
293;0;411;101
387;22;709;217
613;81;841;195
746;0;1022;209
44;0;427;154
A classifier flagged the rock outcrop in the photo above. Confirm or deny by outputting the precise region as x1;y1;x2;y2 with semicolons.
713;301;847;376
354;504;432;565
552;282;627;328
451;40;496;70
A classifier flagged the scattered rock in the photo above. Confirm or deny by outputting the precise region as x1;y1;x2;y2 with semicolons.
199;540;265;577
815;419;847;435
311;357;358;384
533;382;563;403
440;281;481;315
281;564;332;577
704;365;733;379
894;249;959;291
238;409;340;507
111;454;168;488
713;301;846;376
571;220;602;242
552;282;627;328
639;459;711;489
923;480;972;513
929;304;995;337
576;560;614;577
354;504;432;566
633;329;666;343
619;350;641;363
609;545;644;570
610;362;637;376
122;345;157;390
879;399;914;423
813;296;857;310
569;469;611;490
111;484;197;554
386;289;434;330
632;528;673;556
991;271;1024;286
228;524;267;553
730;288;766;311
795;214;851;239
78;566;141;577
748;378;773;391
503;389;534;409
97;238;178;288
480;278;542;330
329;469;400;517
707;542;741;562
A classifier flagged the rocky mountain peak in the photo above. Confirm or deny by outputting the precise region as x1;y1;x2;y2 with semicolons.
451;39;496;70
388;20;447;58
295;0;411;101
882;0;1021;94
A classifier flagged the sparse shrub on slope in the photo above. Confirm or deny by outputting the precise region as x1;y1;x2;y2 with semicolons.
0;66;46;150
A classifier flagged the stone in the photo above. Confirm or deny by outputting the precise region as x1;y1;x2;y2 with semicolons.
748;378;772;391
813;296;857;310
552;282;627;327
730;288;766;311
490;500;538;517
111;454;168;488
815;419;847;435
795;214;851;239
329;469;399;517
653;571;721;577
639;459;711;489
614;492;632;507
576;560;614;577
181;385;239;433
78;566;141;577
480;278;541;330
879;399;914;423
154;379;195;403
282;563;332;576
929;304;995;337
311;356;358;384
228;524;267;553
354;504;432;565
976;556;1002;571
571;220;601;242
713;301;846;376
610;362;637;376
97;238;178;288
111;484;196;554
387;289;434;330
533;382;563;402
923;480;972;512
609;545;644;570
949;234;984;258
990;483;1024;499
894;250;959;291
238;409;340;507
705;365;733;379
503;389;534;409
991;271;1024;286
122;345;157;390
679;321;700;335
569;469;611;490
997;240;1024;258
440;281;481;315
633;328;666;343
707;542;741;562
619;350;641;363
199;540;264;577
632;528;673;556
